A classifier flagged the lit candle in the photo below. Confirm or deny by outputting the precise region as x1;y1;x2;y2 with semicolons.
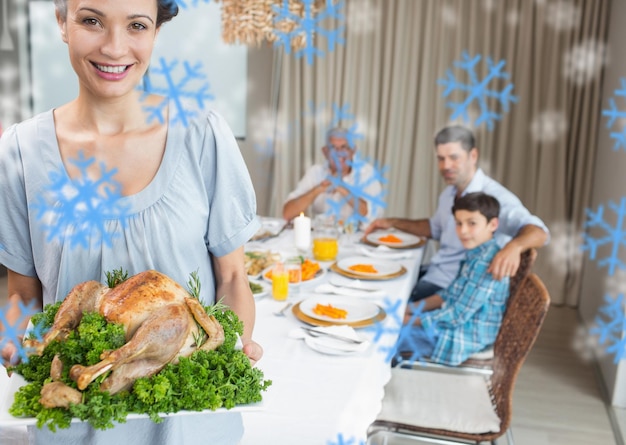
293;212;311;252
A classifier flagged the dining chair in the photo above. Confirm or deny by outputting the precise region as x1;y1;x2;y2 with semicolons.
367;272;551;445
395;248;538;376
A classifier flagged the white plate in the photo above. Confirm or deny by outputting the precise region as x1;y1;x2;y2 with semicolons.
0;371;262;427
365;231;423;248
336;256;403;277
249;280;269;299
299;295;380;323
261;263;325;285
304;336;369;356
250;217;287;241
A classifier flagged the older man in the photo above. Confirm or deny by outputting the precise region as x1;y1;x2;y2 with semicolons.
364;125;549;301
283;127;383;225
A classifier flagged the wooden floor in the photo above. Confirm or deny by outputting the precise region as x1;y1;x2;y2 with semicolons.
0;276;619;444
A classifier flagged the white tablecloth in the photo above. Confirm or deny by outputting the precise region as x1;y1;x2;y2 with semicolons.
240;230;423;444
0;230;423;445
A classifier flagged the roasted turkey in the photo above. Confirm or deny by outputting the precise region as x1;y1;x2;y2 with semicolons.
25;270;225;406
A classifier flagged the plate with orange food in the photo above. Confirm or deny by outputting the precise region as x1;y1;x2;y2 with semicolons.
297;296;382;324
261;258;325;284
331;256;407;280
364;231;426;249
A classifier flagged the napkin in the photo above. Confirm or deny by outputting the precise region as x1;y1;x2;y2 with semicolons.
289;326;370;355
357;245;413;260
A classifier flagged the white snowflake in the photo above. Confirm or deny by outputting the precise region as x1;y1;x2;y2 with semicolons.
441;5;459;27
530;110;568;144
563;39;609;86
544;221;584;277
346;0;380;35
571;324;606;364
482;0;496;13
506;10;521;27
605;269;626;297
544;1;581;31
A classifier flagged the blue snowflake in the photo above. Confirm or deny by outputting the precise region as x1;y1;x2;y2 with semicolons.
437;51;519;131
254;138;275;160
330;103;364;149
0;300;47;364
590;294;626;363
327;433;365;445
581;197;626;276
325;152;388;227
174;0;211;9
140;57;214;127
272;0;345;65
364;299;437;365
601;77;626;151
31;151;131;250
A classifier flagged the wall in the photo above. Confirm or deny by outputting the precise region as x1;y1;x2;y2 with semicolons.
579;0;626;407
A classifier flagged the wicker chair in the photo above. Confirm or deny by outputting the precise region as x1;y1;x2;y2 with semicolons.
396;248;538;375
367;273;550;445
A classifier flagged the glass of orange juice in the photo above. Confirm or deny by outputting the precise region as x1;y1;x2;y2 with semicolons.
312;216;339;261
271;262;289;301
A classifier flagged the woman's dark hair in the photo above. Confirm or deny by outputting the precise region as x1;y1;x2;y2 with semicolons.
452;192;500;222
157;0;179;27
54;0;178;27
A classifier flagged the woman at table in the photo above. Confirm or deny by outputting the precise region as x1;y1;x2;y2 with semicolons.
0;0;261;443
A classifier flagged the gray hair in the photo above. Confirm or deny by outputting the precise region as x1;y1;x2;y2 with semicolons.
434;125;476;152
53;0;67;19
326;127;353;147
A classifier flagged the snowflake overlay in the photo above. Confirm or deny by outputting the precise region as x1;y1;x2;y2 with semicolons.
590;294;626;363
581;197;626;276
602;78;626;151
174;0;211;9
437;51;519;131
31;151;131;250
327;433;365;445
0;300;47;364
530;110;568;144
272;0;345;65
364;299;437;365
325;151;387;227
345;0;380;35
544;0;581;31
140;57;214;127
563;39;608;86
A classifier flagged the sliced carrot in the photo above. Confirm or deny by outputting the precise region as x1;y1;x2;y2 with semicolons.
312;303;348;319
379;234;403;243
348;263;378;274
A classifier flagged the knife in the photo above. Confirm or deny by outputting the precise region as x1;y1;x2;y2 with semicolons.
300;327;365;344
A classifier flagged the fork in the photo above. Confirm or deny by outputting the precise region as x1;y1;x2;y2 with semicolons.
273;302;293;317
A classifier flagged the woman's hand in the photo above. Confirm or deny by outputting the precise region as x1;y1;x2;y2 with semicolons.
242;338;263;366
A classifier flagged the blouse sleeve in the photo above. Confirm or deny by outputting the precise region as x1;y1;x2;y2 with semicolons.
0;125;36;276
189;111;260;257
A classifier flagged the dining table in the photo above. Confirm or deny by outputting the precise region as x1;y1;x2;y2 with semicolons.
239;226;424;444
0;225;425;445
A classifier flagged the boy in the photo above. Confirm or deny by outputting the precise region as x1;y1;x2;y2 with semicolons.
395;192;510;366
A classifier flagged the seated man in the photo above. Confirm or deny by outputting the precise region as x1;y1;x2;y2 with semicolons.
365;125;548;301
395;192;509;366
282;127;383;226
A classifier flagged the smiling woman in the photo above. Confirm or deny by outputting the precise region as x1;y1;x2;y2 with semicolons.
0;0;261;444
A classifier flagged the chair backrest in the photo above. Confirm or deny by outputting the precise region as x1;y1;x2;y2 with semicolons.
490;273;550;433
508;248;537;300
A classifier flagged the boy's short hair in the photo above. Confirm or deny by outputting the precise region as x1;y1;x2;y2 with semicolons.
452;192;500;221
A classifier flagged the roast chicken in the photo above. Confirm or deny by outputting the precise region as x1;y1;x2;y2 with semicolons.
25;270;225;407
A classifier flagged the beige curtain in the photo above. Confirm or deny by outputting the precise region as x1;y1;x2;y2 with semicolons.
266;0;610;306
